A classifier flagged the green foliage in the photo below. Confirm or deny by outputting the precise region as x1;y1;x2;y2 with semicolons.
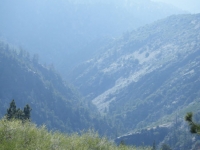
185;112;200;134
23;104;32;120
185;112;193;123
6;100;17;120
5;100;31;122
0;119;151;150
0;41;116;135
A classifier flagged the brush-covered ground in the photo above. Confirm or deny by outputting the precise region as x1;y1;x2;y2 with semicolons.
0;119;151;150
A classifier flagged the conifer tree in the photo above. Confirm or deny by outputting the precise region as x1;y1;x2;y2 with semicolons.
6;99;17;120
5;99;32;121
16;108;24;120
23;104;32;120
185;112;200;134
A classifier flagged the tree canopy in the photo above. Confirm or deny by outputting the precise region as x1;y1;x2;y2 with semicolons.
5;99;32;121
185;112;200;134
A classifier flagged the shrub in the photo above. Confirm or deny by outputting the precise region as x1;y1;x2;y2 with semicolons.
0;119;151;150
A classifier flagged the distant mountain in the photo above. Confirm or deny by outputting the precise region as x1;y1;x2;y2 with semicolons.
70;13;200;142
0;41;114;135
0;0;184;74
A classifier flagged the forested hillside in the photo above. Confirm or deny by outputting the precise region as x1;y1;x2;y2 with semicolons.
0;1;200;149
0;41;114;135
69;13;200;149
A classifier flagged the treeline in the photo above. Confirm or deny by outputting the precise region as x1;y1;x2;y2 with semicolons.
0;41;116;137
5;99;31;121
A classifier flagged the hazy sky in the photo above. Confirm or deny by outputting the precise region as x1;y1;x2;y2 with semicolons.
152;0;200;13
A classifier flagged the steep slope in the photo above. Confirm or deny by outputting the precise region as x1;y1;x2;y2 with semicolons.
70;13;200;133
0;41;113;134
0;0;184;73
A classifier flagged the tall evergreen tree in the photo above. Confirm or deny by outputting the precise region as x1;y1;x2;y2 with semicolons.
6;99;17;120
16;108;24;120
5;99;32;121
23;104;32;120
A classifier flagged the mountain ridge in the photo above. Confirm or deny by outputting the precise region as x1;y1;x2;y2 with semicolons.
0;41;114;135
0;0;184;74
70;13;200;133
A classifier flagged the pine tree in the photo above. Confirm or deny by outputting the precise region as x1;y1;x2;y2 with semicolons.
185;112;200;134
5;99;32;121
16;108;24;120
23;104;32;120
6;99;17;120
